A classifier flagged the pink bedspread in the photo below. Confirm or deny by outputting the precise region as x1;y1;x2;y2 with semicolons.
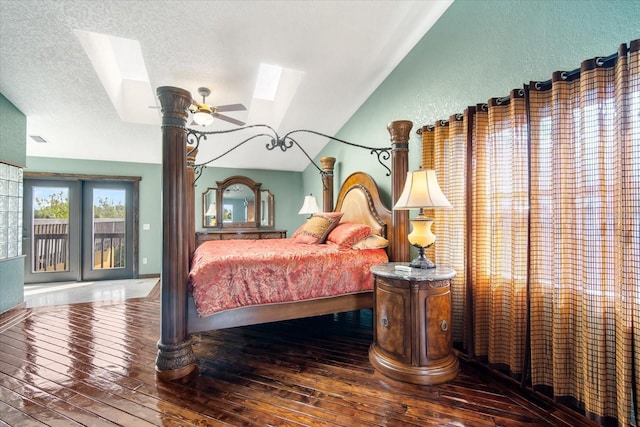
189;239;388;318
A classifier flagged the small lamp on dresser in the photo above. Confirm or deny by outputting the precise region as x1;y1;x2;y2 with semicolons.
298;194;320;219
205;203;216;226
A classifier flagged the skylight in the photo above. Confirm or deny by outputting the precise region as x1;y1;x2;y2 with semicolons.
248;63;304;130
253;63;283;101
74;29;158;125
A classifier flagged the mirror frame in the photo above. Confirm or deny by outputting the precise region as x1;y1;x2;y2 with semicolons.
215;175;262;229
260;189;274;227
202;187;218;228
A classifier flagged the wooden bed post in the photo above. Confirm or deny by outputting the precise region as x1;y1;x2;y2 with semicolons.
186;143;197;260
320;156;336;211
388;120;412;263
155;86;196;380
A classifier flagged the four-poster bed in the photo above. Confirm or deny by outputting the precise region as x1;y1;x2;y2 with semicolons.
155;86;412;380
187;169;390;333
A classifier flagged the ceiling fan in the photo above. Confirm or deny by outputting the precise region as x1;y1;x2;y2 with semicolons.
190;87;246;127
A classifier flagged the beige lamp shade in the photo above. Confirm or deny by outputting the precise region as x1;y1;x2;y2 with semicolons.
393;169;452;210
298;194;320;215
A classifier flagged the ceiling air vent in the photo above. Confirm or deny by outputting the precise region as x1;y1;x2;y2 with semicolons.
29;135;47;143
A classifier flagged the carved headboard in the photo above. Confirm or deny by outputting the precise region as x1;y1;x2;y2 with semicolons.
334;172;392;239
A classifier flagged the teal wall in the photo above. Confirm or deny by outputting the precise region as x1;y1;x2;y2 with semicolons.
305;0;640;200
0;257;24;311
0;93;26;313
0;93;26;167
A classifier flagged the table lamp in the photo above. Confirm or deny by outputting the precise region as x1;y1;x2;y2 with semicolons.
298;194;320;218
394;169;452;268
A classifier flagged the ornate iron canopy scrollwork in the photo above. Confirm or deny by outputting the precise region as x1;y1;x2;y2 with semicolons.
186;124;392;183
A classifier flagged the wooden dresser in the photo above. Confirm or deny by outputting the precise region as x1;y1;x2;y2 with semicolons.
369;262;458;385
196;229;287;245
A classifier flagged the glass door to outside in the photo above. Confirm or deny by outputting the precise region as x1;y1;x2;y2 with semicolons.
23;179;134;284
82;183;133;281
23;180;80;283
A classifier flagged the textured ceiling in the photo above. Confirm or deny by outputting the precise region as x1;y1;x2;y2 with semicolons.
0;0;452;171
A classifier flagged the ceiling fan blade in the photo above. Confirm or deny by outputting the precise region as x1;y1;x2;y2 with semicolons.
215;103;247;113
213;113;246;126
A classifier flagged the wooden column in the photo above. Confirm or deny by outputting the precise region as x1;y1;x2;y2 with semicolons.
320;156;336;212
388;120;412;263
186;144;197;261
155;86;196;380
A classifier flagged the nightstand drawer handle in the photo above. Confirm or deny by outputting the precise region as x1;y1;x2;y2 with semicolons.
381;316;389;328
440;320;448;332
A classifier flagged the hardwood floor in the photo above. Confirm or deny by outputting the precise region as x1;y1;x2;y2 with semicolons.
0;295;594;426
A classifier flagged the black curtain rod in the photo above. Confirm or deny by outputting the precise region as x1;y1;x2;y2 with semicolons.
534;50;621;91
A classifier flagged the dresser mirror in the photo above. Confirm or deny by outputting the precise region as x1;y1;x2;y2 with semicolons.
203;176;273;229
260;190;274;227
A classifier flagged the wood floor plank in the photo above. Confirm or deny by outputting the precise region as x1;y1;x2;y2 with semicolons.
0;299;598;427
0;400;49;427
196;364;383;427
196;326;536;426
1;328;225;426
194;339;453;425
0;372;119;427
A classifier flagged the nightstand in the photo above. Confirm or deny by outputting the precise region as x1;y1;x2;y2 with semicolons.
369;262;458;385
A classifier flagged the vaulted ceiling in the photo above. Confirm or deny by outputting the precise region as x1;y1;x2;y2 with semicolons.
0;0;452;171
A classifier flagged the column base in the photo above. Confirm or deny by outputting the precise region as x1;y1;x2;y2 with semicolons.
155;338;196;381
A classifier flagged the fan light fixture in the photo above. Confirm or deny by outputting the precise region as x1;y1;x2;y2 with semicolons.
193;104;214;127
189;86;247;127
192;87;215;127
393;169;452;269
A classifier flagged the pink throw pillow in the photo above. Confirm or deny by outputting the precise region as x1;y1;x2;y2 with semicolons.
327;222;372;249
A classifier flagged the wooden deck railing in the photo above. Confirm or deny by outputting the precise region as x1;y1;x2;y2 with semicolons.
33;221;69;272
92;233;126;269
33;219;126;272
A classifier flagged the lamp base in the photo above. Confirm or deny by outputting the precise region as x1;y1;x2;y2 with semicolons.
409;245;436;269
409;255;436;269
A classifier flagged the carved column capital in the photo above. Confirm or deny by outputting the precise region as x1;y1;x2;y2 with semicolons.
157;86;192;127
387;120;413;145
320;156;336;174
